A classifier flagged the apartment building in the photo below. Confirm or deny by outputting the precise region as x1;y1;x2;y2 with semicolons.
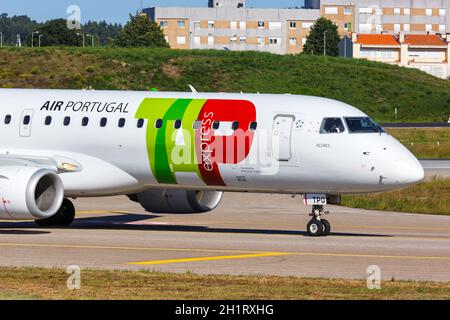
318;0;450;35
144;0;320;54
144;0;450;54
346;33;450;78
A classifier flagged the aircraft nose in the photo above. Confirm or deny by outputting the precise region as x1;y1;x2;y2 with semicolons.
393;154;424;185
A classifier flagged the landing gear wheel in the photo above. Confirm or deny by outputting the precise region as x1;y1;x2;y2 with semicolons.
321;219;331;236
307;220;324;237
35;199;75;227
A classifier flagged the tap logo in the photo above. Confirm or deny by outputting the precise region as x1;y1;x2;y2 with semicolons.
136;98;257;186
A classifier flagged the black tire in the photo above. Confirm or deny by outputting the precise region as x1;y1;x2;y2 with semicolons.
35;199;75;227
321;219;331;236
307;220;324;237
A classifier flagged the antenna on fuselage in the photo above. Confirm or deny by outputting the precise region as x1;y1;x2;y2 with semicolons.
188;84;198;93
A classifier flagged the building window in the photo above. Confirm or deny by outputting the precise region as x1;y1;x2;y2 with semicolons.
269;38;280;45
45;116;52;126
426;8;432;16
404;24;410;32
439;24;446;32
344;22;351;31
344;7;352;15
439;9;446;16
257;37;265;45
325;7;338;15
394;8;401;15
194;21;200;29
240;21;246;29
359;8;373;14
230;36;237;44
376;24;383;33
177;20;186;28
194;36;201;45
289;21;297;29
230;21;237;29
375;8;383;15
118;118;126;128
208;20;215;28
176;36;186;45
240;36;247;44
100;118;107;127
137;119;144;128
404;8;410;15
302;37;307;45
208;36;214;47
269;21;281;30
394;24;401;32
160;20;168;28
258;21;265;28
82;117;89;127
164;36;169;43
426;24;432;32
289;37;297;46
302;22;313;29
63;117;71;126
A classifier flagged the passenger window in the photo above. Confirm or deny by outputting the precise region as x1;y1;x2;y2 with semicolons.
232;121;239;130
4;115;11;125
118;118;126;128
82;117;89;127
155;119;163;129
137;119;144;128
193;120;202;130
249;122;257;131
320;118;345;134
100;118;107;127
45;116;52;126
23;115;31;125
212;121;220;130
174;120;182;129
63;117;71;126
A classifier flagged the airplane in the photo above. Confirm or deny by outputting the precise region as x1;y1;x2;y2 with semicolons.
0;88;424;237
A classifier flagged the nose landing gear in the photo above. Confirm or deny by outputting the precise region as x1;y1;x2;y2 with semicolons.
307;205;331;237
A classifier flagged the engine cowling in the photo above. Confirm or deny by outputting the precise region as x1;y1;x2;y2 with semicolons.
0;166;64;220
130;189;223;214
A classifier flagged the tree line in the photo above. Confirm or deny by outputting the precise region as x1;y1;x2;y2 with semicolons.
0;13;122;46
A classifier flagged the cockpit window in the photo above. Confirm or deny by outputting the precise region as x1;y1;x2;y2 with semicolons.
320;118;345;134
345;117;384;134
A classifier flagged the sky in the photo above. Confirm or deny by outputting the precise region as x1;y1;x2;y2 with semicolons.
0;0;306;24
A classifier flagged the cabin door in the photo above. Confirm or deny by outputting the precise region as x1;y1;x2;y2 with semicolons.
272;115;295;162
19;109;34;137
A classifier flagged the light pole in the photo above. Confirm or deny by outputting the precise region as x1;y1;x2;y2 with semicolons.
31;31;40;48
38;34;43;47
323;30;328;56
77;33;85;47
0;32;3;47
86;34;95;47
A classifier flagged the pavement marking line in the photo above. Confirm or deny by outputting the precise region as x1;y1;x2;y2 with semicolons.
76;211;133;215
1;243;450;262
128;252;290;265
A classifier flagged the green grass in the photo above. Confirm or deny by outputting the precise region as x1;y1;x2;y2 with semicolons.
0;46;449;122
342;178;450;215
0;267;449;300
389;128;450;159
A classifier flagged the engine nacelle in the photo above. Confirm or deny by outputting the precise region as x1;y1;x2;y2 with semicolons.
0;166;64;220
131;189;223;214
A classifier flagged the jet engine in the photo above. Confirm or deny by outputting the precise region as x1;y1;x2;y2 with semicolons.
0;166;64;220
129;189;223;214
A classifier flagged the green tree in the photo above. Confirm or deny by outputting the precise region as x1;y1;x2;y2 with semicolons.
28;19;79;46
113;13;168;48
303;17;340;56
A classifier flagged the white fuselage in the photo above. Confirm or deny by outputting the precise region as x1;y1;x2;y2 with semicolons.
0;88;424;197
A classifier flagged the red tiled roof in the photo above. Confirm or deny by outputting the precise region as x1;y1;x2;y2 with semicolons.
355;34;400;46
402;34;447;46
